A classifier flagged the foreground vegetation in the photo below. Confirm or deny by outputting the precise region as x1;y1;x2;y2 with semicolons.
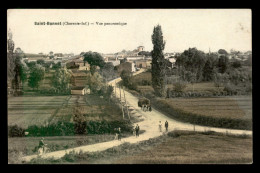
8;133;131;164
25;130;252;164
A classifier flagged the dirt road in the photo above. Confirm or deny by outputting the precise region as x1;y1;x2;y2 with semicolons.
21;69;252;162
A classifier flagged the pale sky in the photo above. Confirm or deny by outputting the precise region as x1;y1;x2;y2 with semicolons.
7;9;252;55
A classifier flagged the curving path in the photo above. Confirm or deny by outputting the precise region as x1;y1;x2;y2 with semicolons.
21;69;252;162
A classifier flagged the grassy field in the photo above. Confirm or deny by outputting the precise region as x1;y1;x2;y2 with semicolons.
150;96;252;130
136;82;225;95
26;131;252;164
157;96;252;120
131;72;151;84
113;131;252;164
130;71;224;95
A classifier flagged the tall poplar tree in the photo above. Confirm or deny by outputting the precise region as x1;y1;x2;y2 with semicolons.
151;25;167;97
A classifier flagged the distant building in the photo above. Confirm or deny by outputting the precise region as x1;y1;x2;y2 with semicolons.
116;62;136;74
126;56;145;61
167;58;176;64
135;60;152;69
24;53;47;62
137;46;145;52
54;53;63;57
104;57;120;66
108;60;120;66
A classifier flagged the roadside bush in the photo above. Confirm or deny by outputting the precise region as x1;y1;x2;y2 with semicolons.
8;125;25;137
22;120;133;137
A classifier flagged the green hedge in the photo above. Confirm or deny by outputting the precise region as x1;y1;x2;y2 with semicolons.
8;120;133;137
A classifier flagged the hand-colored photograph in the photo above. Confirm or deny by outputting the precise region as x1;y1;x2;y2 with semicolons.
7;9;252;164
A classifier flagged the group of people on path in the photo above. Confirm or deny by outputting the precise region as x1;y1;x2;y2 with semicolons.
114;127;122;141
158;120;169;132
141;104;152;112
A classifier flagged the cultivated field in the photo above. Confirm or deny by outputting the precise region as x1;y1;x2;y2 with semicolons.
8;96;69;128
8;94;124;129
158;96;252;120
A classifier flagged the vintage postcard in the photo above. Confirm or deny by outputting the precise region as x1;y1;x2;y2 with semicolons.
7;9;252;164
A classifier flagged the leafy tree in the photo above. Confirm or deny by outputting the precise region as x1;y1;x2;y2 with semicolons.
28;65;45;90
90;65;97;75
83;52;105;75
51;68;72;93
185;71;196;92
7;29;15;86
218;49;228;55
12;48;27;94
36;59;45;65
213;73;229;91
175;48;207;82
52;62;61;70
203;59;214;81
244;54;252;66
151;25;167;97
26;61;37;69
231;60;242;68
101;62;115;80
42;62;52;72
218;55;229;73
86;72;104;93
120;70;131;87
14;47;24;54
99;85;114;102
19;63;28;85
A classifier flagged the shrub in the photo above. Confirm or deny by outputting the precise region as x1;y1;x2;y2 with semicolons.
8;125;25;137
172;81;187;93
23;120;133;137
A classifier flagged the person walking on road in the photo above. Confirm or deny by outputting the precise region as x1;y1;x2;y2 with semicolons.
149;106;152;112
165;120;169;132
144;105;147;112
135;124;140;137
159;121;162;132
38;137;47;155
133;127;136;136
118;127;121;141
114;128;119;140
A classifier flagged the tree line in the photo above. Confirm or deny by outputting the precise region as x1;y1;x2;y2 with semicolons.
150;25;251;97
